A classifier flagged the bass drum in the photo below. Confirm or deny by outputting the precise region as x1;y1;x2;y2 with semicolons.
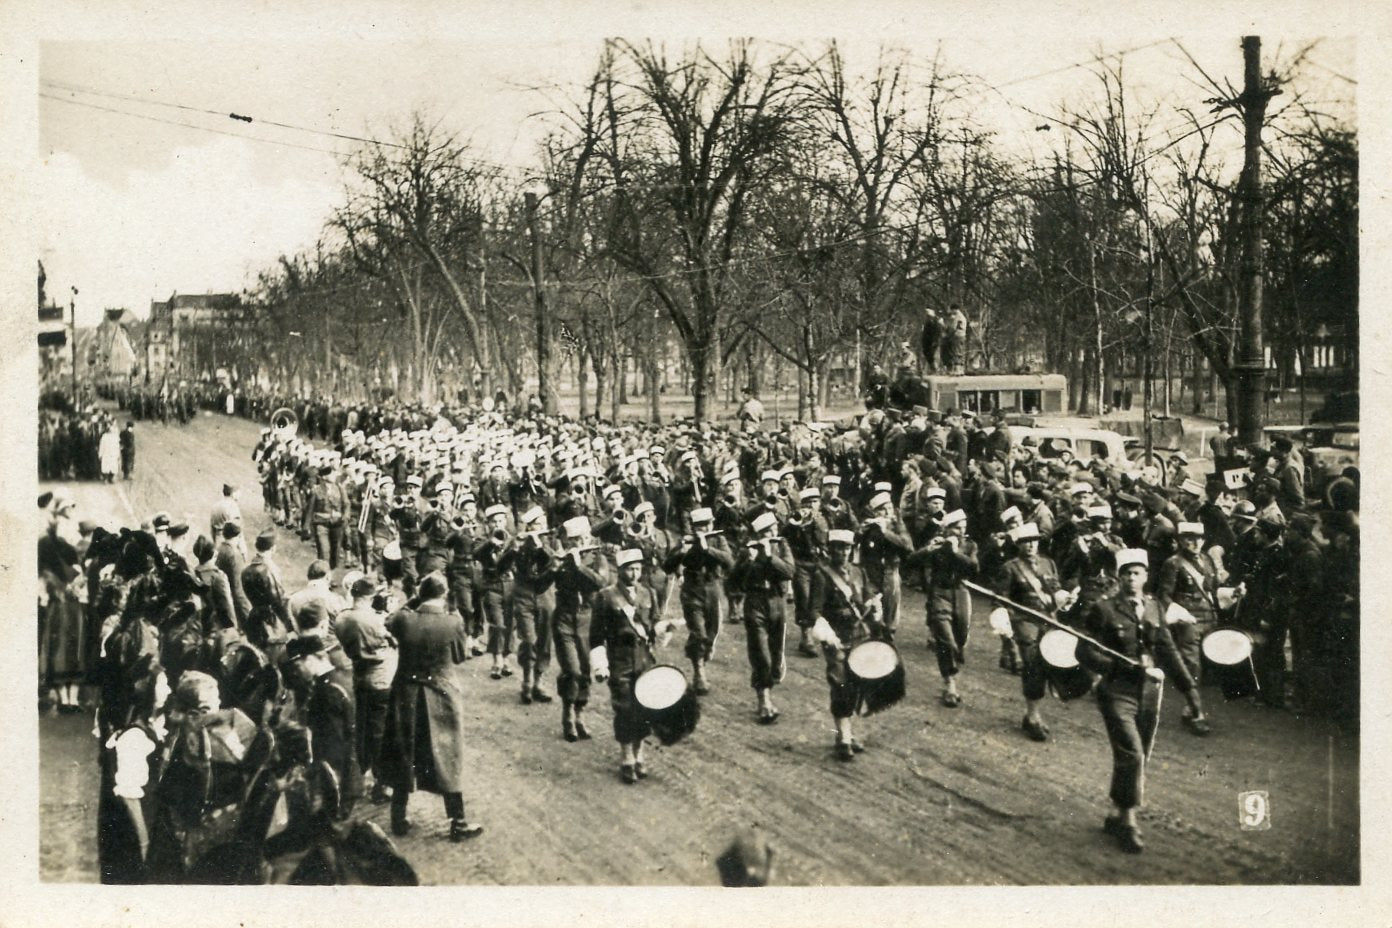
847;640;906;716
1201;628;1260;700
634;664;700;746
1039;628;1095;701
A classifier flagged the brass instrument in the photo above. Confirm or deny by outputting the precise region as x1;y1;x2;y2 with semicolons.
824;497;845;513
270;407;299;440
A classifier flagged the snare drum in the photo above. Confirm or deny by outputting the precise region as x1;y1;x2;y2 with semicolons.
381;539;403;582
634;664;700;745
1039;628;1095;701
847;640;906;716
1201;628;1260;699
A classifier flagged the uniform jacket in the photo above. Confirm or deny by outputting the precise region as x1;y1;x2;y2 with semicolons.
589;583;658;677
1156;551;1219;623
1078;592;1196;695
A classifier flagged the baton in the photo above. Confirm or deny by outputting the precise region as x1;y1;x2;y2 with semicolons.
961;579;1139;667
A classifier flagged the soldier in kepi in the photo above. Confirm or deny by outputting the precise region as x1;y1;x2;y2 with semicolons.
1078;549;1205;854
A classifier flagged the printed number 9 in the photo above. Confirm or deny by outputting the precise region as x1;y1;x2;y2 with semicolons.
1239;790;1269;830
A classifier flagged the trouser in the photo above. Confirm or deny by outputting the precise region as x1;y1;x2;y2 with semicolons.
447;570;474;626
1011;617;1047;701
743;598;788;690
1168;619;1214;686
513;586;555;678
1255;617;1289;706
682;579;726;662
355;685;391;777
483;580;514;656
121;453;134;479
822;634;865;719
398;545;420;591
927;590;971;678
314;522;343;569
393;789;464;825
608;666;653;743
341;522;361;567
792;562;818;629
552;610;592;706
1097;678;1163;809
866;565;902;634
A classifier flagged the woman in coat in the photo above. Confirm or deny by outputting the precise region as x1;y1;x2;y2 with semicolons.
381;573;482;842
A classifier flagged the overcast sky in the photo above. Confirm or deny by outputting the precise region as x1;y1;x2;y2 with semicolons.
36;22;1354;326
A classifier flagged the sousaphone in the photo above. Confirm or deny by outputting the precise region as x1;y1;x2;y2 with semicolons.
270;407;299;440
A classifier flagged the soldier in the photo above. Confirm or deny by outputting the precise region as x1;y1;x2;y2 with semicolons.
283;634;362;818
589;548;673;783
917;509;977;707
1156;521;1220;735
391;477;425;593
214;523;253;630
240;529;292;659
552;516;609;742
806;529;882;761
333;576;397;804
857;491;914;643
1061;504;1124;618
663;507;734;696
727;512;795;724
381;573;482;843
119;420;136;480
474;504;517;680
511;506;557;705
1077;549;1205;854
995;522;1071;742
819;475;857;532
785;487;830;657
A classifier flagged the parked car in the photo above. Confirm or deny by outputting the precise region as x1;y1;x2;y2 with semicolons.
1009;426;1131;469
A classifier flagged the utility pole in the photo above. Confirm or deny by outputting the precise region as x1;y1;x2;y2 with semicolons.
69;286;79;409
1232;36;1278;447
524;191;559;415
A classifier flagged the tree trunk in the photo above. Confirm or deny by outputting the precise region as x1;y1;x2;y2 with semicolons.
611;346;623;422
689;335;716;425
577;346;590;419
593;349;608;421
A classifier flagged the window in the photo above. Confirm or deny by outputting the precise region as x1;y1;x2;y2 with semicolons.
1021;389;1042;414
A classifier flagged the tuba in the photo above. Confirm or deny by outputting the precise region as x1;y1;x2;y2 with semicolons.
270;407;299;440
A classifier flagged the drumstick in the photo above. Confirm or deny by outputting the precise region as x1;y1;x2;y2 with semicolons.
962;580;1139;667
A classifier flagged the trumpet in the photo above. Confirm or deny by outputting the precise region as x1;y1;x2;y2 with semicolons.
824;497;845;513
611;508;629;524
489;528;512;546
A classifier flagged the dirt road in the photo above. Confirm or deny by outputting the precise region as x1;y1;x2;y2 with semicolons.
39;410;1358;885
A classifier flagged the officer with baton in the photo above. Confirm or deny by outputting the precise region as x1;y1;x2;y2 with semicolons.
1077;549;1205;854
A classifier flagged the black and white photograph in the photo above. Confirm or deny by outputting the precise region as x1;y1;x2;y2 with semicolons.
12;0;1375;911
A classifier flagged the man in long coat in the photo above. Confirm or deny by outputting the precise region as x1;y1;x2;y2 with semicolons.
381;573;482;842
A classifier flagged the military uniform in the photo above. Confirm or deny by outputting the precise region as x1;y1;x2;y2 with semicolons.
664;535;734;664
1156;550;1219;682
727;540;795;692
858;515;914;637
921;537;978;679
1078;591;1196;811
997;552;1062;701
551;552;609;712
811;561;873;719
511;539;558;696
589;582;659;743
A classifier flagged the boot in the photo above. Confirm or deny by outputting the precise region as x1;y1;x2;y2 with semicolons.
999;638;1021;675
574;705;592;740
562;700;577;742
520;668;533;704
797;627;819;657
692;659;710;696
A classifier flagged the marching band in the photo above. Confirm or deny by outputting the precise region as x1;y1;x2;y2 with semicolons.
49;392;1358;882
